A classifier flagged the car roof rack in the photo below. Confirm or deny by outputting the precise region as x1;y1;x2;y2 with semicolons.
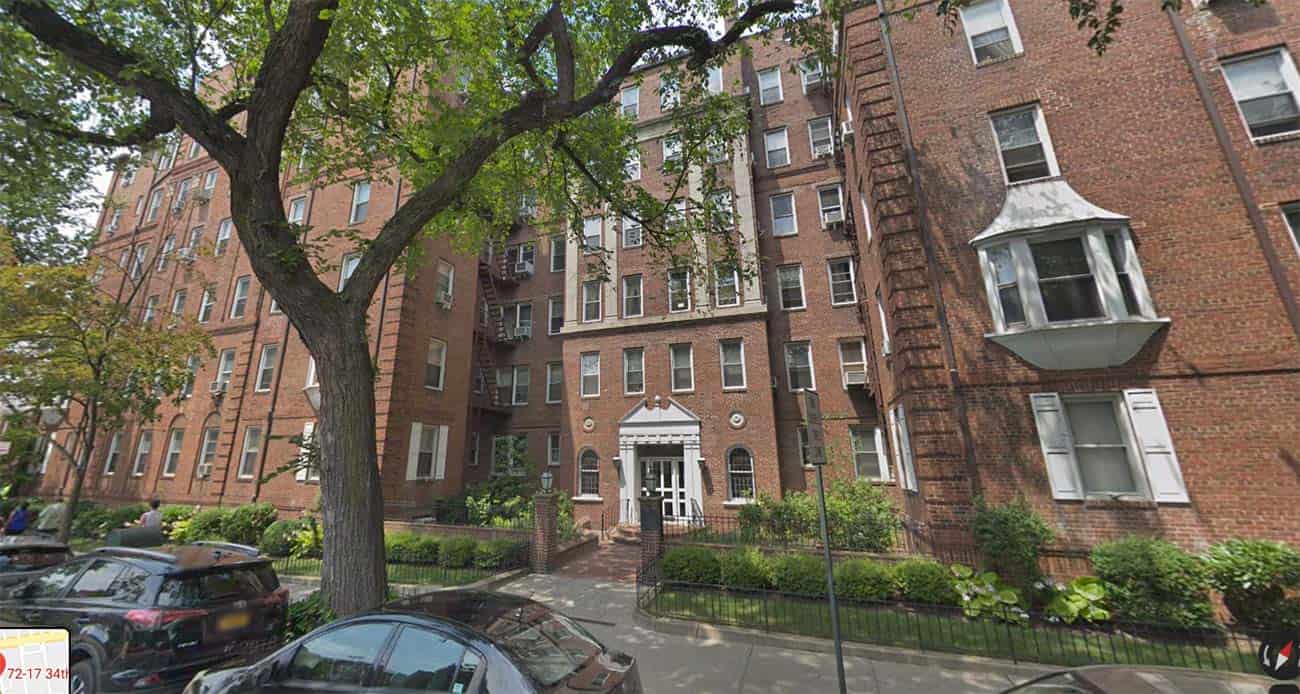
89;546;177;563
190;541;261;557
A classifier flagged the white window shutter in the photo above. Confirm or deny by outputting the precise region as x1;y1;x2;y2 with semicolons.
434;425;449;480
406;422;422;482
874;426;890;482
296;421;315;481
896;407;918;492
1029;393;1084;500
1123;389;1189;503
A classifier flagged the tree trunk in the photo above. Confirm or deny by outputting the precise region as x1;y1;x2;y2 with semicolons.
57;408;96;544
311;320;387;616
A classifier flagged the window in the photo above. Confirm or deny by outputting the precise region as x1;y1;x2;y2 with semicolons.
230;276;250;318
771;193;797;236
720;339;746;390
216;348;236;387
198;288;215;323
288;623;393;687
888;405;919;491
764;128;790;168
876;288;892;355
839;339;868;388
669;343;694;392
622;275;643;317
727;449;756;500
851;426;886;480
668;269;691;312
985;245;1025;327
143;295;159;323
707;137;729;164
827;258;857;305
623;348;645;395
758;67;783;105
818;186;844;227
1285;204;1300;251
666;199;687;230
1030;390;1188;503
582;280;602;322
550;236;565;272
338;253;361;290
163;428;184;477
417;425;440;478
132;432;154;476
103;432;124;475
197;426;219;478
375;627;473;692
1033;237;1104;322
659;75;679;110
182;356;199;398
468;433;480;467
622;217;643;248
808;116;834;157
546;362;563;403
778;265;806;310
27;562;84;598
349;180;371;223
188;139;201;158
621;85;639;118
991;105;1058;183
68;560;124;599
797;427;812;467
106;210;123;236
172;178;192;212
501;302;532;339
425;339;447;390
215;218;232;255
237;427;261;478
1222;50;1300;139
800;58;825;92
548;296;564;335
715;265;740;307
495;365;529;405
134;196;145;216
578;450;600;497
960;0;1022;64
491;434;527;476
661;136;682;164
785;341;815;391
580;352;600;397
146;189;163;222
203;169;218;193
707;65;723;94
435;260;455;305
709;190;734;228
186;226;203;255
131;246;148;280
517;243;536;269
288;196;307;224
625;152;641;181
582;216;602;252
255;344;279;392
547;432;561;467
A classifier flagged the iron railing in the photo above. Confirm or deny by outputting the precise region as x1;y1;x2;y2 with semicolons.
272;556;511;594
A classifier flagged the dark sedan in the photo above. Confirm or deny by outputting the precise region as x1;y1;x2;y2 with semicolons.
0;535;71;591
184;589;641;693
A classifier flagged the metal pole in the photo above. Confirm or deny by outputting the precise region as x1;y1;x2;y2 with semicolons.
816;465;848;694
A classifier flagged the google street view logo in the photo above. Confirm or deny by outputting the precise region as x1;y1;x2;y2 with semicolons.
1261;635;1300;681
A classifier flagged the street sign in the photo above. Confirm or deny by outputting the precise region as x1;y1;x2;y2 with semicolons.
799;389;827;466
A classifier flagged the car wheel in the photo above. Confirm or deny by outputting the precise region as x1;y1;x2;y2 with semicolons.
70;660;96;694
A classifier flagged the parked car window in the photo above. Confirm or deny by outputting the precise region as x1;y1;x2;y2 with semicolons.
26;561;85;598
156;564;277;607
493;608;603;686
68;560;124;599
111;567;151;604
376;626;468;691
288;622;393;686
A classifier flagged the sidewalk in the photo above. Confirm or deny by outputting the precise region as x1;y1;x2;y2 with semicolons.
498;568;1049;694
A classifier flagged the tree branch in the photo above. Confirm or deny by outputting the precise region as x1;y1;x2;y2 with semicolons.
0;96;174;147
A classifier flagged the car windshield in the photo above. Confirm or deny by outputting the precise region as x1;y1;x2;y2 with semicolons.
156;563;279;607
487;603;604;686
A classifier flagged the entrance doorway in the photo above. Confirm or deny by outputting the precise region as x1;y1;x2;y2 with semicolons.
641;458;688;520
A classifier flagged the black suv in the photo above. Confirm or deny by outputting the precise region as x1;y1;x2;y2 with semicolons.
0;542;287;694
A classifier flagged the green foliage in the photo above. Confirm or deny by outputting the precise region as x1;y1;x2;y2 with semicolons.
159;506;195;537
473;538;529;570
220;503;279;546
1042;576;1110;625
386;532;441;563
1203;539;1300;632
260;519;305;558
972;498;1054;588
1092;536;1214;628
71;502;146;539
286;590;336;641
772;554;827;597
739;481;901;552
834;560;896;602
951;564;1029;625
439;536;478;569
894;559;959;606
290;518;324;559
661;546;722;585
719;547;774;591
172;507;229;543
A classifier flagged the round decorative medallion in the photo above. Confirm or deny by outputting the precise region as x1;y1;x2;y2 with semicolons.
728;411;746;429
582;417;596;432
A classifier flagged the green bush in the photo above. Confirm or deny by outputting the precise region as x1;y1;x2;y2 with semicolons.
1043;576;1110;625
894;558;959;605
1092;536;1214;628
286;590;335;640
719;547;773;590
260;519;304;557
772;554;826;597
972;498;1053;588
386;533;441;563
290;519;323;559
160;506;195;537
739;481;900;552
173;507;229;543
218;503;279;546
106;503;150;532
70;502;110;538
834;559;896;602
474;538;529;570
439;536;478;569
952;564;1029;625
661;546;722;585
1203;539;1300;632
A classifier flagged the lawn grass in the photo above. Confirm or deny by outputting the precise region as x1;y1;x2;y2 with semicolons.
646;587;1259;673
271;558;492;587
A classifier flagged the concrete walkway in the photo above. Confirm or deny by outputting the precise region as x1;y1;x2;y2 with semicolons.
498;567;1045;694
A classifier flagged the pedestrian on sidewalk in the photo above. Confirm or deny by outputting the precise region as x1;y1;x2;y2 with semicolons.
138;499;163;529
3;502;31;536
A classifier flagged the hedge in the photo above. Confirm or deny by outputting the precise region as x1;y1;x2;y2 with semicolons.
661;546;722;585
834;559;896;602
1092;536;1215;629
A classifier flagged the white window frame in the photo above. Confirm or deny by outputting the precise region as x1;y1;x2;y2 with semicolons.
808;116;834;157
203;169;218;192
146;189;163;222
255;343;279;392
719;339;747;390
163;428;184;477
216;348;236;387
550;236;566;272
621;85;640;118
770;192;797;237
990;104;1060;185
784;341;816;392
103;432;123;475
546;362;563;403
143;295;159;323
338;252;361;291
305;356;319;388
726;448;757;501
1284;203;1300;257
622;216;643;248
669;343;694;393
170;289;188;319
578;450;600;497
215;218;232;256
435;260;455;306
580;352;600;398
851;425;889;481
838;339;868;389
197;427;219;478
876;288;892;356
623;347;645;395
714;265;740;307
512;365;530;405
237;426;262;479
777;264;806;311
764;128;790;168
622;274;643;318
818;185;845;227
288;196;307;224
582;280;602;323
230;276;251;318
661;135;682;164
349;180;371;224
888;405;919;492
582;216;603;252
827;258;857;305
659;75;679;110
668;269;691;313
547;432;562;467
1221;49;1300;142
799;58;825;92
958;0;1024;65
425;338;447;390
625;152;641;181
130;431;152;477
548;296;564;335
757;67;783;105
157;234;175;271
707;65;723;94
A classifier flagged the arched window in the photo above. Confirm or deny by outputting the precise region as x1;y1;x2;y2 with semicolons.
727;448;755;501
579;450;599;497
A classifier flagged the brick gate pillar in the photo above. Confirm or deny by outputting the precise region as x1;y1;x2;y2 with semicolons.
532;492;558;574
639;495;664;573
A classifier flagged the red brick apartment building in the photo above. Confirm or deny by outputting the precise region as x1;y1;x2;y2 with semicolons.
31;0;1300;553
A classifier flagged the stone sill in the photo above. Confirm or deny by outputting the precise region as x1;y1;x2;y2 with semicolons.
723;499;756;508
572;495;604;503
975;52;1025;69
1253;131;1300;146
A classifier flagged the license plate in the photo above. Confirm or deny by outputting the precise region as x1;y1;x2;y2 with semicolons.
216;611;250;632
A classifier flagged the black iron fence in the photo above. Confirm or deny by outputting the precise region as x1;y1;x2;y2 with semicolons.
636;569;1260;672
272;556;510;594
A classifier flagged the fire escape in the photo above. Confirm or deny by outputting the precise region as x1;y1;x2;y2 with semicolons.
469;245;529;448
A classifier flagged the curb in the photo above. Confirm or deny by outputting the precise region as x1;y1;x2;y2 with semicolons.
633;608;1055;681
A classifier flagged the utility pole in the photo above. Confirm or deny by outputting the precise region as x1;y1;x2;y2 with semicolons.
801;389;847;694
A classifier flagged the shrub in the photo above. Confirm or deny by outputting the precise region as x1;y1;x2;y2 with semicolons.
387;533;441;563
972;498;1053;588
286;590;335;640
719;547;773;590
952;564;1028;625
174;507;229;543
661;546;722;585
823;481;902;552
439;537;478;568
1043;576;1110;625
160;506;195;537
290;519;323;559
1092;536;1214;628
1203;539;1300;632
772;554;826;597
894;559;959;605
260;519;304;557
70;503;111;538
221;503;279;546
474;538;529;570
834;560;896;602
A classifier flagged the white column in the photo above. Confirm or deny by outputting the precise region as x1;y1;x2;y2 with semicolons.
687;166;710;310
731;135;761;305
564;231;579;328
604;215;619;320
617;436;637;523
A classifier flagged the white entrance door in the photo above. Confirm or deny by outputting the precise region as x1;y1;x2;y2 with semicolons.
641;458;688;520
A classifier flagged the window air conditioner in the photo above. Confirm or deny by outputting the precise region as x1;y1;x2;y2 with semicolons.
814;143;834;158
209;380;228;396
514;260;535;277
436;293;453;309
844;370;867;387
